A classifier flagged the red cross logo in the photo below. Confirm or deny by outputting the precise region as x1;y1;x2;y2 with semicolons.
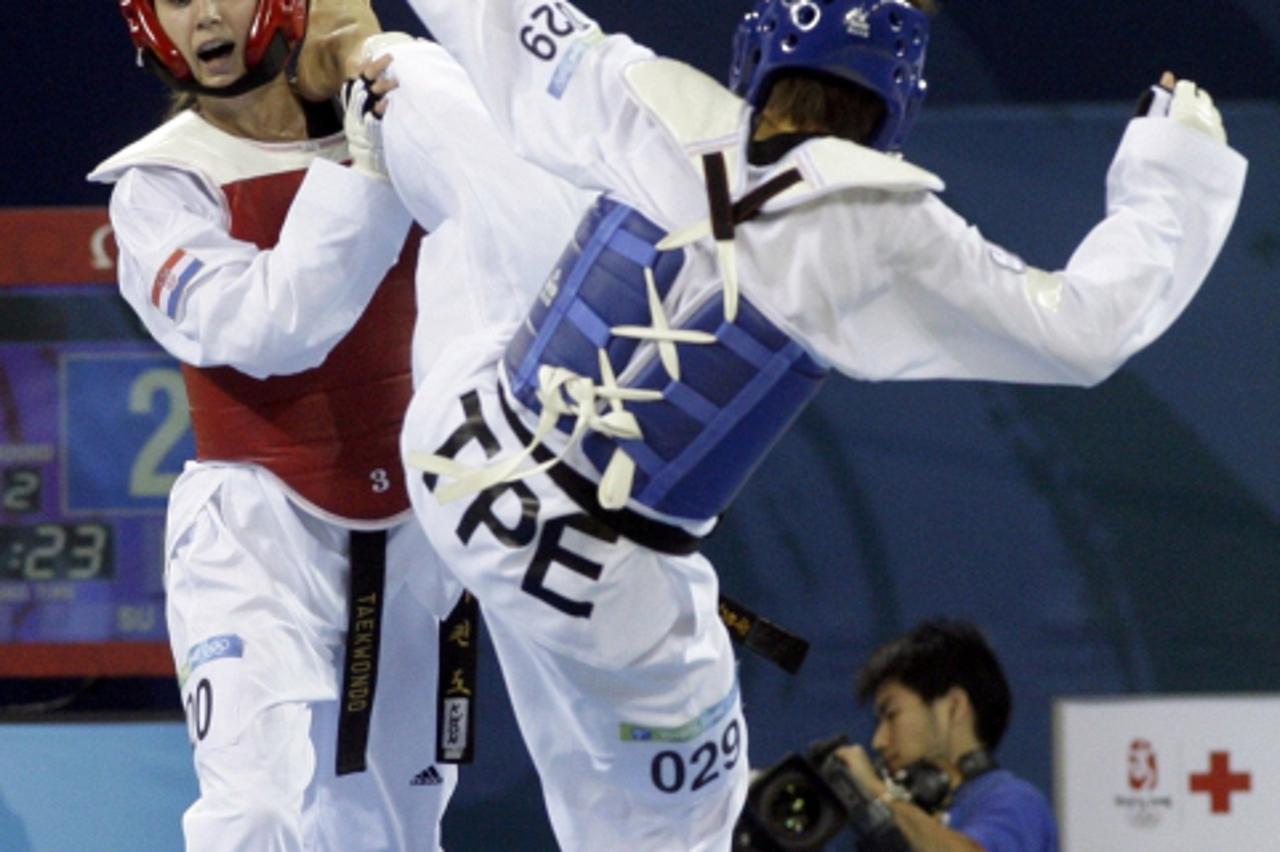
1189;751;1252;814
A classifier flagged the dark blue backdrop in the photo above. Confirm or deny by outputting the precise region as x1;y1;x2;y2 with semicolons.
7;0;1280;207
3;2;1278;849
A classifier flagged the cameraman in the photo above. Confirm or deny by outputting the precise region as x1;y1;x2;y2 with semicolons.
834;619;1059;852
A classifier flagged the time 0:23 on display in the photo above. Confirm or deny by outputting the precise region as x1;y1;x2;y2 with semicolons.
0;522;114;581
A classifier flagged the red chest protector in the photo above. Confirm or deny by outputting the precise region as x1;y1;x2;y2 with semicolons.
181;169;420;524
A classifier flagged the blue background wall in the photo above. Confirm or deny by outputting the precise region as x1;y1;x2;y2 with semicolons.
2;1;1277;849
0;721;194;852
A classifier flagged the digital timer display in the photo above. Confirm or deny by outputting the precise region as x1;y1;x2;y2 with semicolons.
0;522;114;582
0;276;191;670
0;210;188;676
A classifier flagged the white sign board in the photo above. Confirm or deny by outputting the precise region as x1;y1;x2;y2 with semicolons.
1055;695;1280;851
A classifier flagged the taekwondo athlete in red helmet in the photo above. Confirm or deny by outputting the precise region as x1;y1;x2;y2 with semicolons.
384;0;1247;848
89;2;460;849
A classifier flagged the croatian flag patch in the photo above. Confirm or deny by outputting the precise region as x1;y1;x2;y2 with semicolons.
151;248;204;319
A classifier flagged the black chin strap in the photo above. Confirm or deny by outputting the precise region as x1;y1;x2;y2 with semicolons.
746;131;823;166
144;33;294;99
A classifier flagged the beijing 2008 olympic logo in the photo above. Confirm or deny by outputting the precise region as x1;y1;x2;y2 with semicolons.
1115;737;1171;827
1128;738;1158;791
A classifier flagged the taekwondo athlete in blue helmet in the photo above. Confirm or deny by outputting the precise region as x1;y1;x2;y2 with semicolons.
379;0;1246;849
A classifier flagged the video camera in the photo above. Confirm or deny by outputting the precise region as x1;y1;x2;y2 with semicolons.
732;735;952;851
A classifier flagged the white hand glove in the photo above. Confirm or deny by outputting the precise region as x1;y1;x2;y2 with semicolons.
1137;77;1227;144
340;33;416;180
342;72;387;179
1168;79;1227;144
1135;82;1173;119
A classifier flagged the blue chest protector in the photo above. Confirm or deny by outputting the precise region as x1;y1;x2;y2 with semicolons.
503;195;828;521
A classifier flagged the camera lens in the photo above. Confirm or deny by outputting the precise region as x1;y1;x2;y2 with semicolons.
756;772;850;849
738;753;850;851
767;780;823;836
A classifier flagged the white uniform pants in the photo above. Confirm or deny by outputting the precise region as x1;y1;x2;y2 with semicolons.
164;463;458;851
402;338;747;851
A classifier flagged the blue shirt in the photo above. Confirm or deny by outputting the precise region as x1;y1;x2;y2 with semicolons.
945;769;1059;852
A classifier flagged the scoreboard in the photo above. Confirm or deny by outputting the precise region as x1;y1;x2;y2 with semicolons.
0;209;183;676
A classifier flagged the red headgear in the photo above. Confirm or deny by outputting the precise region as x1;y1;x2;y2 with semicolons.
119;0;307;82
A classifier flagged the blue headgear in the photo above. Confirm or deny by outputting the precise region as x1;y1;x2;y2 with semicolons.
728;0;930;151
729;0;772;93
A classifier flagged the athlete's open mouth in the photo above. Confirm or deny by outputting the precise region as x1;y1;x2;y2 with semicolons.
196;40;236;63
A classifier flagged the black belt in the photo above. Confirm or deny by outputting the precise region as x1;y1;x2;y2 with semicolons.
337;537;484;772
336;529;388;776
436;592;479;764
718;596;809;675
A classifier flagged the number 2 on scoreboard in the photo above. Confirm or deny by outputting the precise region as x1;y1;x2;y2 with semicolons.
127;367;190;498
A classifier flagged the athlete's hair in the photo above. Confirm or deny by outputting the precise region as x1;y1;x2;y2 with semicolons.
856;618;1013;751
765;0;938;146
765;72;888;145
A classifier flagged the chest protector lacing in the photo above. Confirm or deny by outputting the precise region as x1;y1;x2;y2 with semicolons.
408;153;829;521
